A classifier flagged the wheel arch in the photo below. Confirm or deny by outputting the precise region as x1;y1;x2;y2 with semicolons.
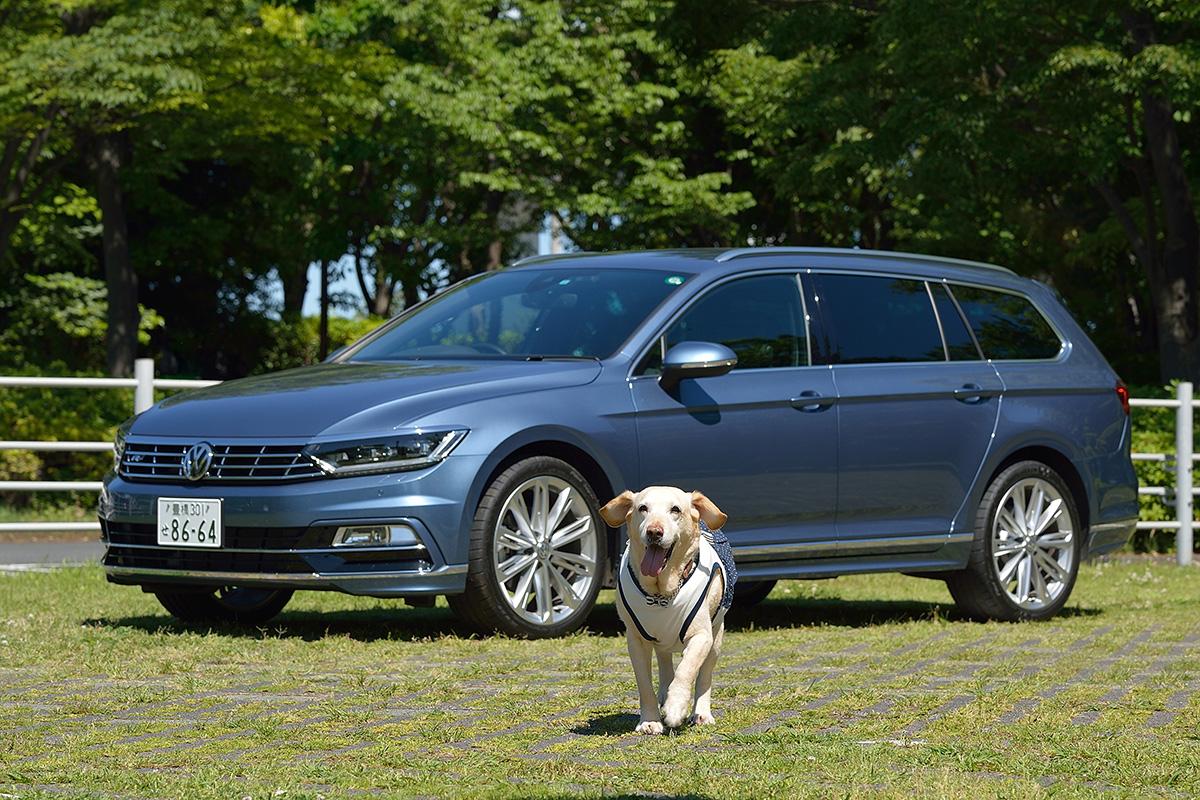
461;428;624;581
982;445;1091;534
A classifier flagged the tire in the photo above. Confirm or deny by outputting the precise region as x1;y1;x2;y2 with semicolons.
733;579;776;607
448;456;604;638
946;460;1082;622
154;587;293;626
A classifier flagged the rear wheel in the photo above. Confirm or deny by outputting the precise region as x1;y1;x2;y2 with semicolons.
449;457;604;638
946;460;1081;622
153;587;293;626
733;579;776;607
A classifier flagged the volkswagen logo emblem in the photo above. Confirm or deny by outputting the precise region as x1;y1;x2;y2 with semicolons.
181;442;213;482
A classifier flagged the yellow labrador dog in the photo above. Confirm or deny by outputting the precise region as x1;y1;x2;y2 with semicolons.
600;487;735;734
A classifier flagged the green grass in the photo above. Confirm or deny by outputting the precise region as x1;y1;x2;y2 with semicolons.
2;561;1198;799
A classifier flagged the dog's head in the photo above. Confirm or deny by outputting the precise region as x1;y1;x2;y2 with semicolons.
599;486;727;581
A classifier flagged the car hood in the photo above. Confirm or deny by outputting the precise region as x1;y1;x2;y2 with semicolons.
131;360;602;439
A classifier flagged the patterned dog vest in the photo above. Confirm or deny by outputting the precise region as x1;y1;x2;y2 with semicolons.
617;529;734;650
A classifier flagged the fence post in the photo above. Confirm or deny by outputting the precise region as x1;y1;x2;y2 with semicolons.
1176;381;1194;566
134;358;154;414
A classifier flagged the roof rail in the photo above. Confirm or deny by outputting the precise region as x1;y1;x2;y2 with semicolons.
713;247;1017;276
509;252;593;268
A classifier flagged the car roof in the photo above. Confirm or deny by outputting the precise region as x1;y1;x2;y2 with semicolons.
510;247;1024;287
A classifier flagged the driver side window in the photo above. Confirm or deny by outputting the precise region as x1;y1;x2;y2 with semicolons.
637;274;808;375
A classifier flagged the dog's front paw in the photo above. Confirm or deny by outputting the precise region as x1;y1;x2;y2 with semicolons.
661;701;689;729
691;711;715;726
635;720;664;735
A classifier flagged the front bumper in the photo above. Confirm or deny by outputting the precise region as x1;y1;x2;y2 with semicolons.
99;454;485;596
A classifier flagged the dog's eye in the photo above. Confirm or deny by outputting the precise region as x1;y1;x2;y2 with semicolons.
670;506;681;515
637;505;647;513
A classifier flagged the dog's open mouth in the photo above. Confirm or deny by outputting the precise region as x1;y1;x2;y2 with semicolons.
640;542;674;577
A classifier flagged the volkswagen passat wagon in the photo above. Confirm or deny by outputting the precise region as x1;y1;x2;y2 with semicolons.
100;248;1138;636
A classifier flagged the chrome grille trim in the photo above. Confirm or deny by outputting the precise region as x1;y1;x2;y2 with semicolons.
120;441;322;483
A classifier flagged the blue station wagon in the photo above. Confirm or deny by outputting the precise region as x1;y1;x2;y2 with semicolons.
100;248;1139;637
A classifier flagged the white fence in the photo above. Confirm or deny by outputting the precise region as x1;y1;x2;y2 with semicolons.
0;358;218;534
0;365;1195;564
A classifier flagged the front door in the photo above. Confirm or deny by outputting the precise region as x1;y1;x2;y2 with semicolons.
629;273;838;551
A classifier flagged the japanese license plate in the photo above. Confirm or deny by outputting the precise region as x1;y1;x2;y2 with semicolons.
157;498;222;548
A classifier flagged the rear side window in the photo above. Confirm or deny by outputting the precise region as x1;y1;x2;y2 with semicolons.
932;284;982;360
812;274;945;364
638;274;807;374
949;284;1063;360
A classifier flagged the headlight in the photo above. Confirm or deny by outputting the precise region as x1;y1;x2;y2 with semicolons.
304;429;467;477
113;423;130;471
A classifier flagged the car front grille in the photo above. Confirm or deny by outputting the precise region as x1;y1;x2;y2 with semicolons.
120;441;323;483
102;520;329;550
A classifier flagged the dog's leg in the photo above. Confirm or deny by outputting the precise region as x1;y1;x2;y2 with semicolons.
692;621;724;725
660;629;712;729
656;649;675;706
627;633;663;735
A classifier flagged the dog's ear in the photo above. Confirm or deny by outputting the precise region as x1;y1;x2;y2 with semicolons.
599;490;636;527
691;491;727;530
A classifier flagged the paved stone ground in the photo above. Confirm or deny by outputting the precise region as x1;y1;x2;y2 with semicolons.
4;622;1198;796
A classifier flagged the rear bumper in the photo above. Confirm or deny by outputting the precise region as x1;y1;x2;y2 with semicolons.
1085;517;1137;559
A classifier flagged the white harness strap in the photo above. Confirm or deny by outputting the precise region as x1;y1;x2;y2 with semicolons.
618;538;724;650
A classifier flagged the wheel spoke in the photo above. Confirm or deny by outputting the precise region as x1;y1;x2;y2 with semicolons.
508;497;536;542
998;553;1022;584
533;563;552;622
997;508;1024;537
545;486;574;537
993;541;1024;557
1016;555;1032;603
550;550;595;577
498;552;536;581
1010;488;1028;535
1035;549;1067;584
508;560;538;609
535;482;550;536
497;525;533;552
550;516;591;548
1032;497;1063;537
1030;553;1049;601
547;566;582;610
1036;530;1073;549
1027;486;1045;531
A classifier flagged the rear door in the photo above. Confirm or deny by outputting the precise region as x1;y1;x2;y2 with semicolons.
629;273;839;552
810;273;1003;549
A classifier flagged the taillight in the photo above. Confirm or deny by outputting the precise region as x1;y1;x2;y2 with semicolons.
1115;381;1131;416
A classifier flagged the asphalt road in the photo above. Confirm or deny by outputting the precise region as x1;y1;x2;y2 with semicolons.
0;540;104;570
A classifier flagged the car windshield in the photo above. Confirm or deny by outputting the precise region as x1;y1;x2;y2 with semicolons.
347;267;689;361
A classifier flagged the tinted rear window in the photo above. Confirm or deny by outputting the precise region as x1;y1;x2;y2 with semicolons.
949;284;1063;360
813;274;945;364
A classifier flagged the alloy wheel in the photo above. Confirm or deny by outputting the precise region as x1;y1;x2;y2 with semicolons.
491;476;598;626
991;477;1075;610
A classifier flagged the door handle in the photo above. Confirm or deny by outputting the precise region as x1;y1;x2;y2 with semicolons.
953;383;992;404
790;390;835;412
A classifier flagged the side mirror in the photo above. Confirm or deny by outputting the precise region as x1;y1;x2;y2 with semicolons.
659;341;737;391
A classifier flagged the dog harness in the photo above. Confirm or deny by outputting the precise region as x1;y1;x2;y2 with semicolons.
617;524;737;649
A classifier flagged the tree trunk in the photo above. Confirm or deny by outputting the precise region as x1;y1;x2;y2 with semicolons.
1120;11;1200;382
92;132;138;378
279;263;308;321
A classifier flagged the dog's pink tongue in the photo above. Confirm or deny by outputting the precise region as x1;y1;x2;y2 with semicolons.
640;545;668;577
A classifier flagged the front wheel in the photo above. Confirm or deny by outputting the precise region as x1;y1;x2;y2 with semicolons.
153;586;293;626
449;457;604;638
946;460;1082;622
